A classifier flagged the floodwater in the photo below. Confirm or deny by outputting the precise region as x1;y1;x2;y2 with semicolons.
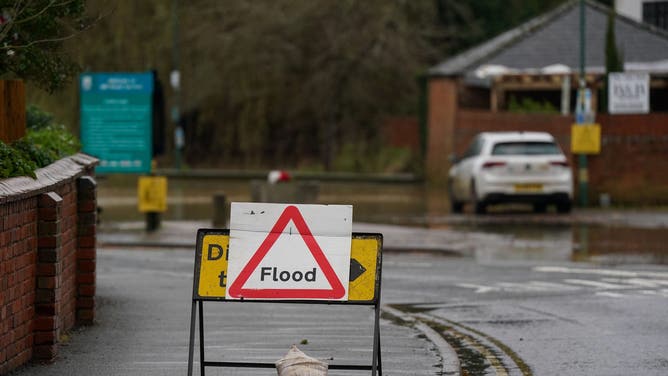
97;175;668;265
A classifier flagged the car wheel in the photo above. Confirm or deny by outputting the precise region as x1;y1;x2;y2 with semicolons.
471;182;486;214
556;201;572;214
533;203;547;213
451;200;464;214
448;181;464;214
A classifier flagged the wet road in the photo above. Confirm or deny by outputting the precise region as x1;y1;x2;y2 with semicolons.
383;253;668;375
16;247;442;376
73;176;668;374
14;243;668;376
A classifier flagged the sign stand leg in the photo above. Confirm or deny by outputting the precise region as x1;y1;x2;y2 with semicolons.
187;300;197;376
199;301;206;376
377;327;383;376
372;302;382;376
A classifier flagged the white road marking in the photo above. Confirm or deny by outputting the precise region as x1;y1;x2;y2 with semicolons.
457;281;581;293
563;279;633;290
595;292;625;298
456;283;500;293
600;278;668;288
456;266;668;297
534;266;668;279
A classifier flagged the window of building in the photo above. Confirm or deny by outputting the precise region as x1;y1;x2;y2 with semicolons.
643;1;668;30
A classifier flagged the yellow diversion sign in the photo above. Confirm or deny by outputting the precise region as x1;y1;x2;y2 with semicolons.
194;229;382;303
571;123;601;154
137;176;167;213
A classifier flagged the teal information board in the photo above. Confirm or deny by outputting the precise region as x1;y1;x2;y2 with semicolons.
80;72;153;174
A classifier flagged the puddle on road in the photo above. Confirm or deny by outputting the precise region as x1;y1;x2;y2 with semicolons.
451;223;668;265
572;225;668;265
97;176;668;265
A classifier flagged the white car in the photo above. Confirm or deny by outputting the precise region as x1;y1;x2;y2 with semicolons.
448;132;573;214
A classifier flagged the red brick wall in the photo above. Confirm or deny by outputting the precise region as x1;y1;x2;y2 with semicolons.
589;114;668;204
0;199;37;372
451;110;668;205
56;183;77;335
381;117;420;151
427;78;458;183
0;155;97;373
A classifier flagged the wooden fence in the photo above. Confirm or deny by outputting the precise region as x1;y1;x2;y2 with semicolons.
0;80;26;144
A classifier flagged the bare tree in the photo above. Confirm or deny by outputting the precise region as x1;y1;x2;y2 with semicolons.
180;0;440;168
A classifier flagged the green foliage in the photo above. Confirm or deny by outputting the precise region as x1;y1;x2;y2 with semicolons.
0;141;37;179
333;143;416;173
24;124;81;160
605;10;623;73
508;96;558;114
11;138;57;168
26;104;55;130
435;0;565;55
0;107;80;179
601;9;624;112
0;0;94;92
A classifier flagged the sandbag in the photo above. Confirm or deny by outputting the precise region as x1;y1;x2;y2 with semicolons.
275;345;328;376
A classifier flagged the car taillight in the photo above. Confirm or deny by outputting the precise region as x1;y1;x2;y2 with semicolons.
482;161;506;169
550;161;569;167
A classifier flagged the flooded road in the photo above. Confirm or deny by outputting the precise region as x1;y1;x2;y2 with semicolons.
96;175;668;265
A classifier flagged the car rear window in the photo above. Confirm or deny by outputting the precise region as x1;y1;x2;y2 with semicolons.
491;141;561;155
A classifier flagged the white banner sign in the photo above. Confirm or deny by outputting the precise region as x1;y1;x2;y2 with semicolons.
227;203;352;300
608;73;650;114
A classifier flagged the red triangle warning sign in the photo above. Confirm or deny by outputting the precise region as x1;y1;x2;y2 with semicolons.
227;205;346;300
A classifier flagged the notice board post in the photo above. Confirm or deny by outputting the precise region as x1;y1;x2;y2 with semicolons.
80;72;169;229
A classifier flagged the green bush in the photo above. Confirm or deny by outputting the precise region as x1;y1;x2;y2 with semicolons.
24;124;81;161
508;96;558;114
0;142;38;179
333;142;416;173
26;105;55;131
0;108;81;179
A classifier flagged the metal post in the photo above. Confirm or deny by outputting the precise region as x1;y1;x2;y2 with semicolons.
578;0;589;207
187;300;197;376
171;0;183;170
199;300;205;376
144;161;162;232
212;192;227;228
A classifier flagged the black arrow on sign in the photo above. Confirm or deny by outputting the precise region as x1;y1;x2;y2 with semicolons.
349;258;366;282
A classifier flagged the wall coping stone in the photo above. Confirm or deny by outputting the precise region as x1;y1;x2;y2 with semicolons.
0;153;99;204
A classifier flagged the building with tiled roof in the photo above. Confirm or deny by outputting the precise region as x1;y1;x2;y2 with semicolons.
428;0;668;113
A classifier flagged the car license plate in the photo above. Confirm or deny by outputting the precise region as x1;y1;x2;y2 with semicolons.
514;183;543;192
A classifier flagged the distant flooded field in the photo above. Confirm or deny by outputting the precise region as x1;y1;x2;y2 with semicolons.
96;175;437;223
97;175;668;265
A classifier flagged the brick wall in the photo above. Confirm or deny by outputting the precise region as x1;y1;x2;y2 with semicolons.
426;78;458;184
0;154;98;373
381;117;420;151
0;199;37;372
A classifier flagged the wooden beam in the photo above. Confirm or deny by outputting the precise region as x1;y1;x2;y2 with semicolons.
0;80;26;144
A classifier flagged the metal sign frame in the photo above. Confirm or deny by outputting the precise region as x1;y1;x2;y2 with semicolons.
187;229;383;375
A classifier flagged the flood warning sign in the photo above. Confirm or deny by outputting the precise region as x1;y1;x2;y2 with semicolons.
226;203;352;300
